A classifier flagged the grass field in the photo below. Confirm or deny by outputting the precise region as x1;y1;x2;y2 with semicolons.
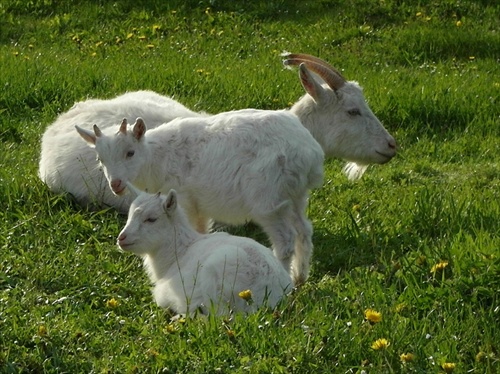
1;0;499;372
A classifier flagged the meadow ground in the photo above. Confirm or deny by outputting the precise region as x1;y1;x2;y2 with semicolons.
1;0;499;372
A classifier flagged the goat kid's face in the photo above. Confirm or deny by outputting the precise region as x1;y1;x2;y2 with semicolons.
76;118;147;195
117;191;178;255
295;66;397;166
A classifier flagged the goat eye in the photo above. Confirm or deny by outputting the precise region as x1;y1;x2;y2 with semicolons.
348;109;361;116
126;150;135;158
145;217;157;223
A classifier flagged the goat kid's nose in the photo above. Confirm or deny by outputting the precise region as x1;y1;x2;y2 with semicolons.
111;179;122;190
118;232;126;242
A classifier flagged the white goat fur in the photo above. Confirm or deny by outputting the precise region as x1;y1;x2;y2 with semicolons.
77;109;324;285
117;189;293;315
39;91;205;212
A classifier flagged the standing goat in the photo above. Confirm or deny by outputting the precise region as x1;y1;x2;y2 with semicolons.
77;110;324;285
39;91;205;213
282;53;397;179
117;187;292;315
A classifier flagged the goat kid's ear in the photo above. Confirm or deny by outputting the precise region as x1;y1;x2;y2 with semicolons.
75;125;97;145
133;117;147;140
299;64;328;104
163;189;177;215
119;118;128;134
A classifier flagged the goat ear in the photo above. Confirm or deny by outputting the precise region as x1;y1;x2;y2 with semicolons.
93;124;103;137
119;118;128;134
163;189;177;215
75;125;97;145
133;117;146;140
299;64;328;103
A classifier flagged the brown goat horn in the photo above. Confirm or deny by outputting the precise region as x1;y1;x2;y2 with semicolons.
283;53;343;75
282;53;346;90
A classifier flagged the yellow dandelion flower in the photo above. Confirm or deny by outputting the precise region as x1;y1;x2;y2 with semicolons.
352;204;361;212
138;35;147;41
469;56;475;61
395;302;408;313
153;25;161;32
165;324;176;333
238;289;253;301
91;52;97;57
37;325;48;336
371;338;390;350
127;33;134;39
147;348;160;357
147;44;155;49
400;352;415;363
226;329;235;338
441;362;456;373
364;309;382;324
475;351;486;362
431;261;449;273
95;41;103;47
416;12;422;17
106;298;119;308
456;20;462;27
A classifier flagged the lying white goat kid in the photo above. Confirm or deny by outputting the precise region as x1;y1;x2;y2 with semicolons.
117;187;293;315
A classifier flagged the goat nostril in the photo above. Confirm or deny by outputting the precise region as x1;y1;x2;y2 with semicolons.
111;179;122;189
118;233;126;241
388;139;397;150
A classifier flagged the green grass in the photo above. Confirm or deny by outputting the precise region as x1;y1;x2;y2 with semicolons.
1;0;499;372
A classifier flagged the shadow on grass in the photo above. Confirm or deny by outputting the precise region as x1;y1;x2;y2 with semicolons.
222;221;397;279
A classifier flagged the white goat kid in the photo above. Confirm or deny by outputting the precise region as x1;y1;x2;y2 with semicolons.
282;53;397;179
117;188;293;316
76;110;324;285
39;90;204;213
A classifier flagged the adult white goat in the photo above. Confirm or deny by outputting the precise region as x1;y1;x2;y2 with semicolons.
117;187;292;315
77;110;324;285
39;91;205;213
282;53;397;179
